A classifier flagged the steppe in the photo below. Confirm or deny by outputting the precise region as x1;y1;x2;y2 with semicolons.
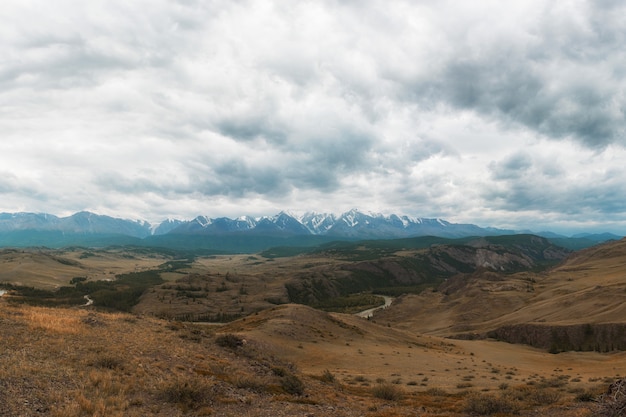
2;238;626;416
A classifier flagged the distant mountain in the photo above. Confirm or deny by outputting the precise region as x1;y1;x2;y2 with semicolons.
170;212;319;237
0;209;621;251
0;211;151;238
571;232;623;242
167;209;516;240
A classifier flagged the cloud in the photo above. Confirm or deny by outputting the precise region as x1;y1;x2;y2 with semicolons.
0;0;626;233
353;1;625;150
485;145;626;219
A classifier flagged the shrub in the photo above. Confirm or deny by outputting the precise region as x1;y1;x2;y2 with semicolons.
215;333;244;349
465;393;520;415
93;355;123;370
233;375;267;393
271;367;287;377
372;383;404;401
425;387;447;396
527;388;561;405
575;390;597;402
281;373;305;395
158;377;213;410
320;369;336;383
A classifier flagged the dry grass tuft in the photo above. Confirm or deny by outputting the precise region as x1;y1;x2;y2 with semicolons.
372;382;404;401
280;373;305;396
320;369;336;383
464;392;521;415
157;376;215;411
215;333;245;349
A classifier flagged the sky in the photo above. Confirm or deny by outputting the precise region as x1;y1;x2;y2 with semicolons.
1;0;626;235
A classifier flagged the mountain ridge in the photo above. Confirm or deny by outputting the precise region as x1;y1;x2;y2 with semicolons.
0;210;622;250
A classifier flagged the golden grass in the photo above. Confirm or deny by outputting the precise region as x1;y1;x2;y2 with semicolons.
22;306;86;334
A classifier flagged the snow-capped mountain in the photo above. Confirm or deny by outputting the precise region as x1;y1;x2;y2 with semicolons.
0;209;516;241
298;212;337;235
169;212;314;237
0;209;620;250
165;209;513;239
150;218;185;235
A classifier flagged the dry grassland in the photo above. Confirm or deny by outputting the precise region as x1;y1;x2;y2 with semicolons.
3;240;626;415
0;300;615;417
0;248;168;289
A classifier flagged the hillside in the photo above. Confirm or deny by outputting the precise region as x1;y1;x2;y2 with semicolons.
284;234;569;305
374;238;626;348
0;301;621;417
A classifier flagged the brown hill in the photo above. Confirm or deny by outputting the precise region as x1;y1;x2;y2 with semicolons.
374;238;626;347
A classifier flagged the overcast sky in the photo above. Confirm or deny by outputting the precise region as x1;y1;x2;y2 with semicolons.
1;0;626;235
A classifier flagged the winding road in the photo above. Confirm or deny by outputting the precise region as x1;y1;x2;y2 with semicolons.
355;295;394;318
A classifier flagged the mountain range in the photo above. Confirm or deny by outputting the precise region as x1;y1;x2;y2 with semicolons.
0;210;621;251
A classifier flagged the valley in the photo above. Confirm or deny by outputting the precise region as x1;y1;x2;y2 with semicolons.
2;235;626;415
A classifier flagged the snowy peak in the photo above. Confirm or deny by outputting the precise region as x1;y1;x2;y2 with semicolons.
299;212;337;235
151;218;185;235
163;209;506;239
0;209;519;243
